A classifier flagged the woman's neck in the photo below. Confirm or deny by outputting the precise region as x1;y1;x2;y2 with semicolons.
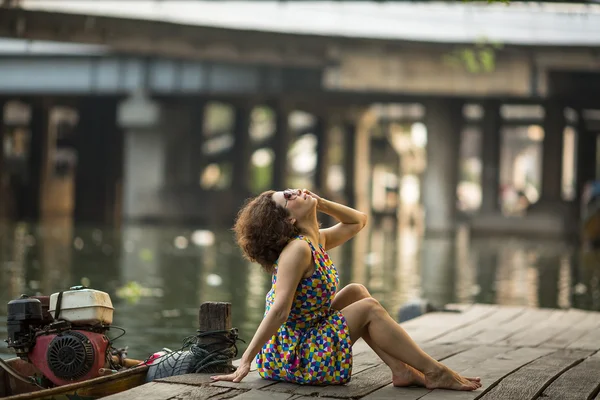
296;220;320;245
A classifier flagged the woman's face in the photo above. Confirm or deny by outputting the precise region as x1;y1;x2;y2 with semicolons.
272;188;317;220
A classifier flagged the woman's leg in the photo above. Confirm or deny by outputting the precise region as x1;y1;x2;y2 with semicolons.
340;297;481;391
332;284;426;386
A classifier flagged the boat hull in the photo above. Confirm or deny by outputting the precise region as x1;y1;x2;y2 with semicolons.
1;358;148;400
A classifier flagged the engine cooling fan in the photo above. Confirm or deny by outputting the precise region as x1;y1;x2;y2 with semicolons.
46;331;95;380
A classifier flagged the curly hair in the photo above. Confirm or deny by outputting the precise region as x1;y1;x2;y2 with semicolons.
233;190;300;273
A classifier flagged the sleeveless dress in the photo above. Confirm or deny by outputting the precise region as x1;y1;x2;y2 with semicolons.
256;235;353;385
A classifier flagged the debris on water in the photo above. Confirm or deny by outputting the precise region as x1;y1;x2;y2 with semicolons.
174;236;189;249
206;274;223;287
191;230;215;246
574;283;587;295
139;248;154;262
161;309;182;318
116;281;164;304
74;237;84;250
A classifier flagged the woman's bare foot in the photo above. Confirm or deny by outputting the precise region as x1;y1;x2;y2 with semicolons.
424;365;482;391
392;364;426;387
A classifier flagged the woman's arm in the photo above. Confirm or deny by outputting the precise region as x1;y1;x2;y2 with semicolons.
210;240;312;383
304;189;367;250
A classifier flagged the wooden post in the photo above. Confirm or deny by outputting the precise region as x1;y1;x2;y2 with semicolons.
198;302;232;373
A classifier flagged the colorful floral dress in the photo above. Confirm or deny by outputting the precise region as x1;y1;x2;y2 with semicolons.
256;235;353;385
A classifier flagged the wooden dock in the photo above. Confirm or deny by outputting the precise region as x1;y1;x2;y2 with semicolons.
102;304;600;400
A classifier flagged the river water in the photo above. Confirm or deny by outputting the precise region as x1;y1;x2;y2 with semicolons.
1;219;599;360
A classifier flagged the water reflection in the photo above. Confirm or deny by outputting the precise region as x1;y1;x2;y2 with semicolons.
1;221;599;361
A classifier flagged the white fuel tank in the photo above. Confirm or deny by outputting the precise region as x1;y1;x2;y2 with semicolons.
49;288;114;325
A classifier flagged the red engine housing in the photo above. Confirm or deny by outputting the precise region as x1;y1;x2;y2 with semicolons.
28;330;109;386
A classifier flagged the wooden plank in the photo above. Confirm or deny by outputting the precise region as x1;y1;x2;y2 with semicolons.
212;371;279;390
468;308;553;345
479;349;592;400
362;346;509;400
227;389;294;400
540;351;600;400
156;373;213;386
544;312;600;349
567;329;600;351
101;382;197;400
402;305;498;343
418;347;555;400
430;307;525;345
496;309;587;348
166;385;234;400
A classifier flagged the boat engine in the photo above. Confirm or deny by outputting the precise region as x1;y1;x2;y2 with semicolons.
5;288;116;387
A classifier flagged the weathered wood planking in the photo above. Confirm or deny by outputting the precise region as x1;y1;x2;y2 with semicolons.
479;349;593;400
496;309;589;348
467;308;554;345
540;351;600;400
362;346;510;400
403;304;498;343
429;307;525;345
566;327;600;351
417;347;555;400
99;304;600;400
544;311;600;349
101;381;221;400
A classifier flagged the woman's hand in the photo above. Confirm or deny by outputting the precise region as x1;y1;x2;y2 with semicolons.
302;188;324;210
210;360;250;383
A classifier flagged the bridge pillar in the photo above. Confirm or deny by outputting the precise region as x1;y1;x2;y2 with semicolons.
539;101;565;205
231;104;252;201
422;99;463;236
480;100;502;214
272;104;291;190
74;98;122;226
313;116;328;194
342;122;357;208
576;109;597;199
23;101;50;221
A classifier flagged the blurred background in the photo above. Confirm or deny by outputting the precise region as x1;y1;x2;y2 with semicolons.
1;0;600;359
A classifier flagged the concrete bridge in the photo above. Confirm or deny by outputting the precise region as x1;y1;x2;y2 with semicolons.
0;1;599;239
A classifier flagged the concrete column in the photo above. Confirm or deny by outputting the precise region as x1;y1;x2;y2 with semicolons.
342;122;357;207
480;100;502;214
231;104;252;200
272;104;290;190
122;111;166;221
189;101;206;187
540;101;565;203
313;117;328;193
74;98;122;225
24;101;50;221
423;99;463;236
576;109;597;200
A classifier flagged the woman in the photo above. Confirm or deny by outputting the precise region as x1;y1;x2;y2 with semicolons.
211;189;481;391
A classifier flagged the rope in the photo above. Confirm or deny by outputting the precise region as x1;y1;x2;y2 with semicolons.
146;328;245;374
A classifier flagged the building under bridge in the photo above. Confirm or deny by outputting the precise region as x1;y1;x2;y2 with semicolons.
0;1;599;239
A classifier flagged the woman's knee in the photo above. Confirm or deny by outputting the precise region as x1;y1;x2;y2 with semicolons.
346;283;371;299
356;297;383;314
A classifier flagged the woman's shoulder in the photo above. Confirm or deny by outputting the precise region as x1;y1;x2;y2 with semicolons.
280;236;312;259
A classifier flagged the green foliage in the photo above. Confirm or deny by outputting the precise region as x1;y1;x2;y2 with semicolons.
443;37;504;73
